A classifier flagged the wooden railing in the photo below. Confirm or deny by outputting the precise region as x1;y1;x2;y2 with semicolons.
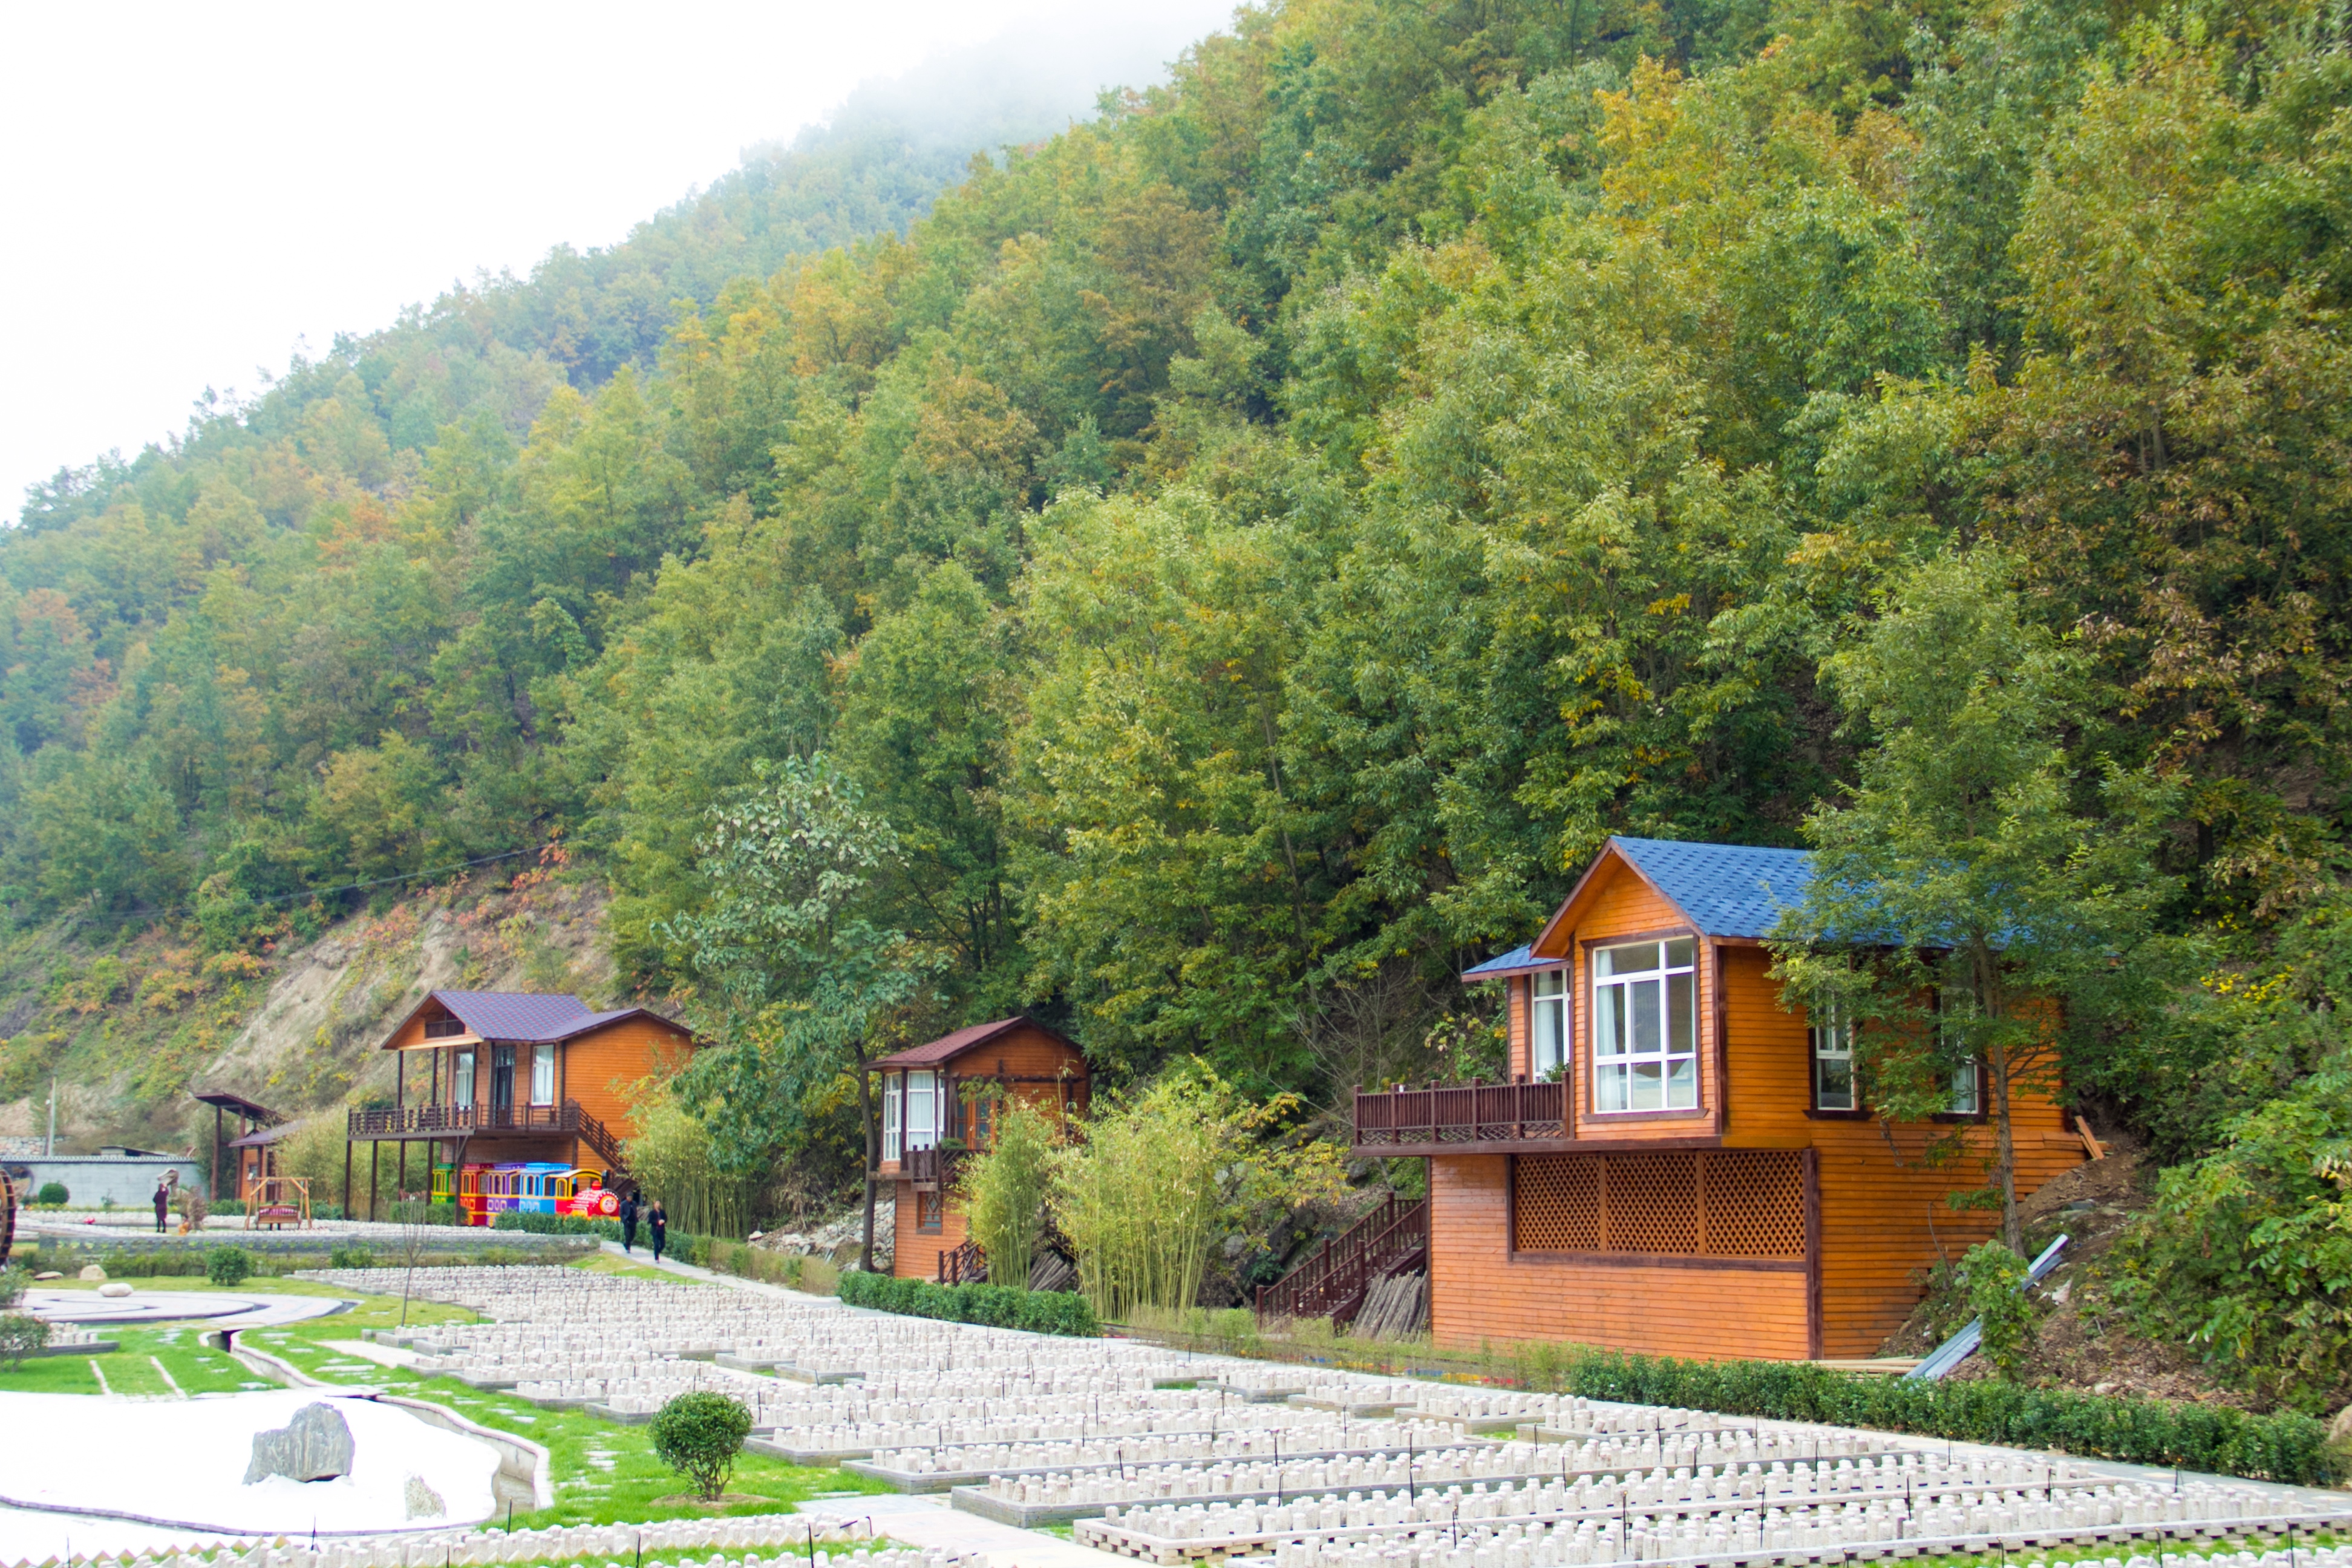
347;1100;626;1169
938;1236;986;1284
903;1146;967;1190
1351;1079;1568;1151
1256;1192;1429;1327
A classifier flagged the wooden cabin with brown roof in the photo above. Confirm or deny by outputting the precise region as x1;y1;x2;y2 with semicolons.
873;1016;1089;1281
1280;838;2096;1361
346;990;697;1218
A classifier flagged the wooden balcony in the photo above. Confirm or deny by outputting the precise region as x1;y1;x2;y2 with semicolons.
1351;1079;1570;1156
347;1100;626;1168
902;1145;968;1191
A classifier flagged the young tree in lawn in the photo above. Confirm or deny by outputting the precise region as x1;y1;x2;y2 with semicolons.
661;754;939;1272
1771;550;2174;1254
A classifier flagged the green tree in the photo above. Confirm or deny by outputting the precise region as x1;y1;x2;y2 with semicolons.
1772;551;2175;1252
660;754;939;1271
649;1391;753;1500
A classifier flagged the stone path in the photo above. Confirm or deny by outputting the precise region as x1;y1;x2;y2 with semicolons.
22;1289;358;1329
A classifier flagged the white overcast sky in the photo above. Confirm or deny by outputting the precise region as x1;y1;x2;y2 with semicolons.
0;0;1233;518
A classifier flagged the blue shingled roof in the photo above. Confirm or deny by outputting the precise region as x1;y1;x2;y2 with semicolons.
1459;838;1821;979
1610;837;1814;939
1461;943;1537;979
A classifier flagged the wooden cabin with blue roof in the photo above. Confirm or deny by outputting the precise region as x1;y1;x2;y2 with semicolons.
1331;837;2094;1361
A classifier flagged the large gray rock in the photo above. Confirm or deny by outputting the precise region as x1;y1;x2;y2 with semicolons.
244;1402;356;1484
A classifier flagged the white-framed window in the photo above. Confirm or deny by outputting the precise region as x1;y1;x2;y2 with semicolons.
1811;1002;1855;1111
1950;1058;1981;1116
883;1075;903;1163
1591;937;1699;1112
452;1048;475;1108
1938;992;1982;1115
531;1044;556;1106
1531;969;1569;1080
906;1070;939;1151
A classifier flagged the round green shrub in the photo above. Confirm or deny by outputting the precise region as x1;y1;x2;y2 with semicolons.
649;1390;753;1500
206;1246;253;1286
0;1312;51;1369
35;1183;67;1206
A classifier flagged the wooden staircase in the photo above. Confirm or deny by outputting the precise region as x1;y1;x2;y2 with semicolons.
1255;1192;1429;1328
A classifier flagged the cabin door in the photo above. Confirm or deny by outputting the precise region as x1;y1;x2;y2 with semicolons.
490;1045;515;1116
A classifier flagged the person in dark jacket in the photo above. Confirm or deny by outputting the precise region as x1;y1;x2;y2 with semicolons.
647;1199;667;1264
618;1191;640;1253
152;1178;170;1233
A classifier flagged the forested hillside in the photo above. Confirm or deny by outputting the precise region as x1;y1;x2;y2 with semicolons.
7;0;2352;1402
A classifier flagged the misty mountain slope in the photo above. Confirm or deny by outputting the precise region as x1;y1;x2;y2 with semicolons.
13;15;1204;535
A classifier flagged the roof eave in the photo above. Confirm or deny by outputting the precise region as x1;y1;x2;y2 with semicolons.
1529;839;1711;957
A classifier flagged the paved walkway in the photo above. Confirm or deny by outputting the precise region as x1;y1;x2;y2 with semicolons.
802;1494;1122;1568
23;1288;358;1329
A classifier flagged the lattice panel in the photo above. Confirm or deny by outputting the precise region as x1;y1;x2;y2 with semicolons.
1603;1151;1702;1254
1699;1151;1807;1258
1513;1155;1602;1252
1512;1149;1809;1259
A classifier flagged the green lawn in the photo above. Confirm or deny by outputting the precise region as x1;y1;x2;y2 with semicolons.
6;1267;887;1532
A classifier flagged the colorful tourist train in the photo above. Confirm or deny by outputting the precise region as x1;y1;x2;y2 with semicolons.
429;1160;621;1226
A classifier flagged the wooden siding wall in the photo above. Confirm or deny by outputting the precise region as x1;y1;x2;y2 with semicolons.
387;1008;449;1051
1437;857;2090;1361
1431;1155;1811;1360
563;1019;694;1140
1713;945;2084;1356
892;1178;970;1280
952;1028;1090;1145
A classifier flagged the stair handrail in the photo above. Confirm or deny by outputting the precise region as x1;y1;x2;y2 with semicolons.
1256;1193;1429;1324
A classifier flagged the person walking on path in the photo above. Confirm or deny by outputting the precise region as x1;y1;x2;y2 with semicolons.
648;1198;667;1264
619;1189;640;1253
152;1178;170;1233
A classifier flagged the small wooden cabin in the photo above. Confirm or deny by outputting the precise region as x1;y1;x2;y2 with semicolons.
874;1016;1089;1281
1351;837;2092;1361
192;1088;282;1203
347;990;697;1218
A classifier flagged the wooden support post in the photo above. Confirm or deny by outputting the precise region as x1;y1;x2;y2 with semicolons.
398;1140;407;1203
370;1140;380;1221
343;1138;352;1217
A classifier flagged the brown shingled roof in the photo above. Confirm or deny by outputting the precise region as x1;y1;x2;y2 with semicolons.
871;1016;1079;1070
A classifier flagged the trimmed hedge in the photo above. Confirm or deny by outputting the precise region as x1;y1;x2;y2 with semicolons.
492;1212;622;1240
837;1269;1097;1336
1564;1349;2340;1486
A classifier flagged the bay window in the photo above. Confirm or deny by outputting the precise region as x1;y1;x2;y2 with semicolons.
906;1070;939;1151
1531;970;1568;1080
1592;937;1699;1112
